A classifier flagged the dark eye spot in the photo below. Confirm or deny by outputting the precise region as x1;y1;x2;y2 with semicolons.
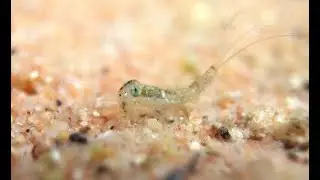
131;87;140;97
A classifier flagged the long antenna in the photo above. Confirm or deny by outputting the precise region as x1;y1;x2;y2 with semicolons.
215;34;297;69
222;24;274;60
217;9;274;62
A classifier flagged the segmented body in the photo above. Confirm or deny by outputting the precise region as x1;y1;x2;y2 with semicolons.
118;65;217;122
118;66;216;122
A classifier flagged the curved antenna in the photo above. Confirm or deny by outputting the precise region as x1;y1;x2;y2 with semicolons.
222;24;274;60
215;34;297;69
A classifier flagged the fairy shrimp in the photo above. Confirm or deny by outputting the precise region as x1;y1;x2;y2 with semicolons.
118;31;297;123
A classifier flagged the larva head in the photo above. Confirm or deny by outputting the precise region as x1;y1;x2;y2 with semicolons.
118;79;143;100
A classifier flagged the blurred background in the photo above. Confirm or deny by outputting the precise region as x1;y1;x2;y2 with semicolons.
11;0;309;96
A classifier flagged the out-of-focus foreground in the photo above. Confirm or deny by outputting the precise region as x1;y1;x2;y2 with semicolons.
11;0;309;179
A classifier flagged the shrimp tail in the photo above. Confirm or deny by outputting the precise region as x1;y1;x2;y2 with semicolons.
188;65;217;94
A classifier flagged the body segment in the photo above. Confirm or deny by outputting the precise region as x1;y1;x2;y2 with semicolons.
118;65;217;122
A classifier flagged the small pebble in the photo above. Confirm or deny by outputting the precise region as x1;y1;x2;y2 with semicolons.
189;141;201;151
209;125;232;141
92;111;100;117
69;132;88;144
95;164;110;174
218;126;231;141
56;99;63;107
